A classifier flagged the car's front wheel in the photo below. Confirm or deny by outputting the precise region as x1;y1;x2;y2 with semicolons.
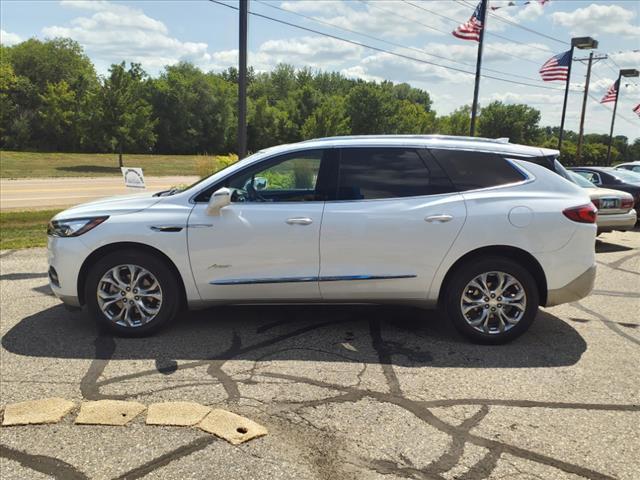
85;249;180;336
444;257;539;344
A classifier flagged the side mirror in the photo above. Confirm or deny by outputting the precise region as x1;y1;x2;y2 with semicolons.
254;176;268;191
207;187;231;216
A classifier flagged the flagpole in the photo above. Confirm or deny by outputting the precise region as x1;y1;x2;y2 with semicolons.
557;44;574;151
605;71;622;165
469;0;488;137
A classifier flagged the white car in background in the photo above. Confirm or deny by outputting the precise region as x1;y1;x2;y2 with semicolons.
48;135;597;344
615;161;640;174
568;171;636;234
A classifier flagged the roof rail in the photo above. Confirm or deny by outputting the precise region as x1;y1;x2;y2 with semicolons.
301;134;511;144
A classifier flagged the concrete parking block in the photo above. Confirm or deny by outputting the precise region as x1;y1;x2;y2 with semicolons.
1;397;75;426
198;409;268;445
146;401;211;426
75;400;146;426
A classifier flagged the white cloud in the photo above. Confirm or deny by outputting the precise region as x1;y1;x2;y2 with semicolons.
551;4;640;39
280;0;473;38
609;50;640;69
485;91;563;105
0;29;22;46
43;0;210;73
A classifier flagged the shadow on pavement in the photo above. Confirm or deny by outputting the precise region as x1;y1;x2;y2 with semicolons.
2;302;586;369
595;239;634;254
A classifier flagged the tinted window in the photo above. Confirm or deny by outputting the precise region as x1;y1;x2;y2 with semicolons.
337;148;442;200
430;150;525;191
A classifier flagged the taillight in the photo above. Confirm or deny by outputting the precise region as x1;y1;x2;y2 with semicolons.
563;203;597;224
621;197;634;210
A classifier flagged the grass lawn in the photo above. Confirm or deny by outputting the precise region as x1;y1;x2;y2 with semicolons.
0;151;236;178
0;209;62;249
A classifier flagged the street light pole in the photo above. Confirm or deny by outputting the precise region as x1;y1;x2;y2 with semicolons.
558;37;598;152
606;68;640;165
469;0;488;137
238;0;248;159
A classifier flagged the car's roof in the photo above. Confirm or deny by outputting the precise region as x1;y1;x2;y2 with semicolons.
259;135;556;158
616;161;640;166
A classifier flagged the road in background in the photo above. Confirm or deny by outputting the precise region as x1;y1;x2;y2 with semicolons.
1;231;638;479
0;176;199;210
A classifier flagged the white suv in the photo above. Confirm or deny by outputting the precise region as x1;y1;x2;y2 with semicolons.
48;135;597;343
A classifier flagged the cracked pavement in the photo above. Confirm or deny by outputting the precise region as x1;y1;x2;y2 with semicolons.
1;230;639;479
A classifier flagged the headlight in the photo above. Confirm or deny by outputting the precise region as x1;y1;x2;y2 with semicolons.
47;216;109;237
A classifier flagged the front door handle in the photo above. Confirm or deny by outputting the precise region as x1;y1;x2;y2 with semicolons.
286;217;313;226
425;214;453;223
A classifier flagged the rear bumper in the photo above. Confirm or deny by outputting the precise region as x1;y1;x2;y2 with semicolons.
546;264;596;307
597;209;637;232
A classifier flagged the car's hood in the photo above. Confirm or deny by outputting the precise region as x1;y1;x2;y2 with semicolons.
53;192;162;220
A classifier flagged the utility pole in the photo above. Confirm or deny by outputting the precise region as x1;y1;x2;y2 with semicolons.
238;0;248;159
469;0;488;137
575;53;607;163
606;68;640;165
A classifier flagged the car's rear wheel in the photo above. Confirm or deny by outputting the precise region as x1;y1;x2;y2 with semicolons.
444;257;539;344
85;250;180;336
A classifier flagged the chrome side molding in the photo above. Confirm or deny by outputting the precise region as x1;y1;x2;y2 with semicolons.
210;274;416;285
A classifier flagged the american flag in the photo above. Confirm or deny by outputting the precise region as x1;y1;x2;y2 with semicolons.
452;1;486;42
601;79;619;103
633;103;640;117
539;50;571;82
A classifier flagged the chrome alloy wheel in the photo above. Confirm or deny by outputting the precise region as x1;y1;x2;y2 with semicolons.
97;264;163;328
460;271;527;335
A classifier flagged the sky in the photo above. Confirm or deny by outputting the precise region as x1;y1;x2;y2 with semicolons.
1;0;639;140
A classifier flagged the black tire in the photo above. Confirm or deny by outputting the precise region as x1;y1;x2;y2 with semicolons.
443;256;539;344
85;249;180;337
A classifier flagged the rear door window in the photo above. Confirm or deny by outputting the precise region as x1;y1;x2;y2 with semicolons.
428;149;526;191
336;148;454;200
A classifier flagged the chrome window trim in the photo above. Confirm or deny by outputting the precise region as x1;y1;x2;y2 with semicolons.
190;144;537;205
210;274;417;286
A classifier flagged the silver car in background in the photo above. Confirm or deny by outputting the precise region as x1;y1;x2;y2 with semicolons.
568;171;636;234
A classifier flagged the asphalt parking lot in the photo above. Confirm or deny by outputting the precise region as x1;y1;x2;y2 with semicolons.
1;230;639;480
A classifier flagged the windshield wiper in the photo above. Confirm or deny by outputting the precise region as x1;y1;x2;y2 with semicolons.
153;188;181;197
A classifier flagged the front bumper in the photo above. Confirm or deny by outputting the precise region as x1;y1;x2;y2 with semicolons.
48;235;91;307
597;209;637;232
546;264;596;307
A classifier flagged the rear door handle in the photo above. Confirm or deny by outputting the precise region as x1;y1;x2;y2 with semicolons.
286;217;313;225
425;214;453;223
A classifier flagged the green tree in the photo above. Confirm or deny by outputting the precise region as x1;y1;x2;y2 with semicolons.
389;100;436;134
346;83;396;134
438;106;471;136
247;97;296;151
301;95;350;139
151;62;235;154
477;101;541;144
99;62;156;166
38;81;75;149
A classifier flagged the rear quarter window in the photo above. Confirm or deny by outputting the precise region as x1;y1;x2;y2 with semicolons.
429;150;526;191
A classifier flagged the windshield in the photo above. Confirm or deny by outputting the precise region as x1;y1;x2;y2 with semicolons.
569;171;595;188
553;159;573;181
157;151;265;196
611;169;640;184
